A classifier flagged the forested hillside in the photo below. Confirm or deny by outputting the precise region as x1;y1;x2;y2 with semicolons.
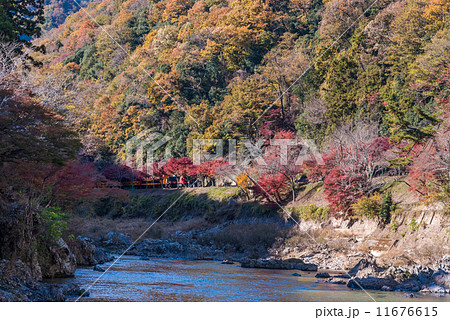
29;0;450;212
34;0;448;147
1;0;450;301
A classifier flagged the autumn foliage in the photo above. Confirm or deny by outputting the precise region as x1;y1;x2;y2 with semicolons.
1;0;449;239
252;173;290;204
408;116;450;206
163;157;194;177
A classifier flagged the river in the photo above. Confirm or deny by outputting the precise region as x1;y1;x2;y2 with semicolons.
66;256;450;302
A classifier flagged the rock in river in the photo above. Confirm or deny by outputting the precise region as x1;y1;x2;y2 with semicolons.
346;258;450;293
69;236;114;266
98;232;132;251
93;265;106;272
69;236;96;266
315;272;331;278
240;258;317;271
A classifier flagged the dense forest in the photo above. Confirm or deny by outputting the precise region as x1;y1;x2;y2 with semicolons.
33;0;449;148
31;0;449;208
0;0;449;288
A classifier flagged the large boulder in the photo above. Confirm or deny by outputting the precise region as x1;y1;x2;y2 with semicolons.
0;259;35;284
135;239;183;256
94;247;114;264
431;270;450;290
0;282;66;302
69;236;96;266
348;258;380;278
346;259;448;293
348;277;399;291
135;238;227;260
39;238;76;278
0;280;88;302
98;232;132;252
315;272;331;278
135;238;223;260
436;255;450;272
420;283;448;294
69;236;113;266
0;259;85;301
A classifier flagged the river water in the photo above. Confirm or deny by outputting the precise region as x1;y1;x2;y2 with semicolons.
68;256;450;302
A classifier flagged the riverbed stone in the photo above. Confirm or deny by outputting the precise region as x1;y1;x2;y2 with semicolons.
329;278;347;285
240;258;318;271
420;284;447;294
315;272;331;278
347;277;399;290
334;273;351;279
93;265;106;272
316;277;347;285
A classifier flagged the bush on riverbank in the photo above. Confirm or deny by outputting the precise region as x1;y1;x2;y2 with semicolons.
287;204;329;221
351;192;396;223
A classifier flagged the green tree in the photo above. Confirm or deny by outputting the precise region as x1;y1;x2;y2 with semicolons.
321;55;360;128
0;0;45;52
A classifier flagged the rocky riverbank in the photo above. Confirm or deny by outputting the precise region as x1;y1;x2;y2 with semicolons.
0;235;114;302
1;206;449;301
345;257;450;294
84;230;450;295
240;258;318;271
100;229;450;296
0;258;86;302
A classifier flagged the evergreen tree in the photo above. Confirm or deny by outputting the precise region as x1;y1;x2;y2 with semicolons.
0;0;45;53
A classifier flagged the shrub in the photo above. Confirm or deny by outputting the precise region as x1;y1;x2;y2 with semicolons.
391;221;399;232
39;207;70;241
380;192;394;223
288;204;329;221
408;218;419;232
352;193;382;218
352;192;395;223
92;197;125;217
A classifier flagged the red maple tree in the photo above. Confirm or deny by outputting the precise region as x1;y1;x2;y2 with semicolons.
252;173;290;204
163;157;194;177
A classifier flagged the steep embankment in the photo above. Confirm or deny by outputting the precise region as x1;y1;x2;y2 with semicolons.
279;179;450;269
67;183;450;268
